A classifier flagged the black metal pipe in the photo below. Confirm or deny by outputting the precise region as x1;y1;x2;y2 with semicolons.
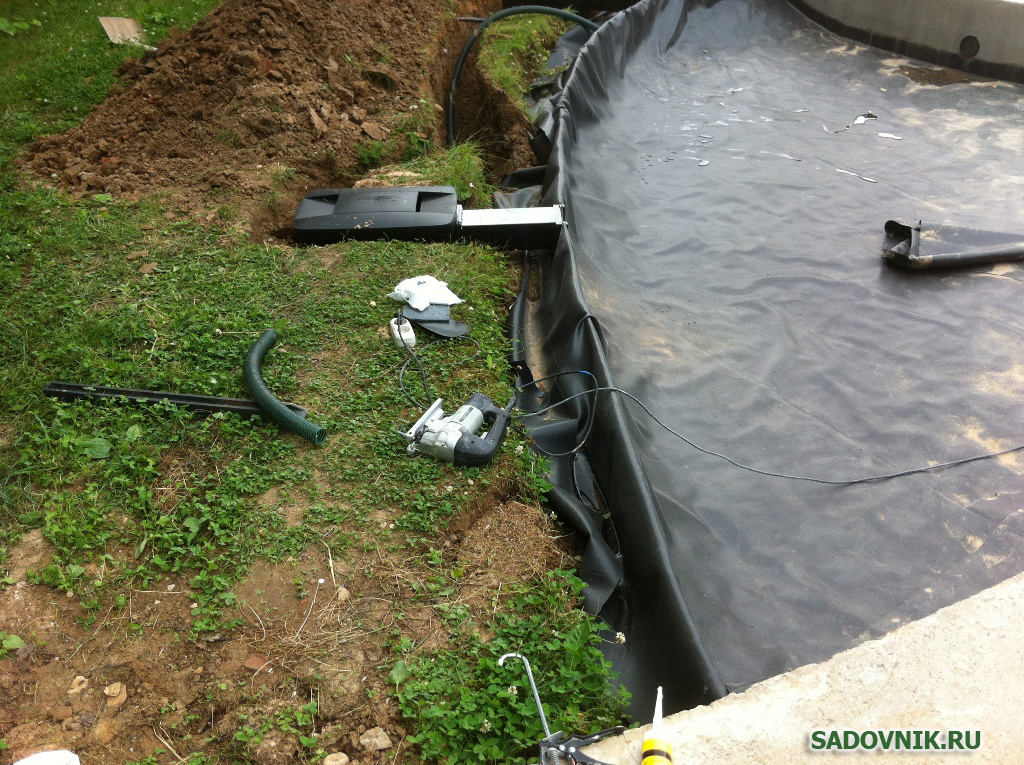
883;219;1024;270
44;381;309;420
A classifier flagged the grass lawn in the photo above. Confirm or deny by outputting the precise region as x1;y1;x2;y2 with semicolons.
0;2;629;762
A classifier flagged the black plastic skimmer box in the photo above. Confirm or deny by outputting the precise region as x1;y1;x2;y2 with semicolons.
524;0;1024;719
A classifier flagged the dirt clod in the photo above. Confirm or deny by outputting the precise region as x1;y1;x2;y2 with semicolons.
242;653;270;671
103;682;128;709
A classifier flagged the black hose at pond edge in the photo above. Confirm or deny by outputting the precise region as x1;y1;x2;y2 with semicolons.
244;330;326;445
447;6;601;147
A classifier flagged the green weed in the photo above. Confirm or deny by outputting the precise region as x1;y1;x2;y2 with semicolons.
397;570;630;763
355;138;389;170
0;17;42;37
402;142;494;207
0;632;27;658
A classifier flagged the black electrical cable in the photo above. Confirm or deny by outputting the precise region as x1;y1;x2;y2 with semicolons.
395;312;433;409
570;452;602;516
516;369;598;457
515;374;1024;486
447;6;601;147
397;332;482;410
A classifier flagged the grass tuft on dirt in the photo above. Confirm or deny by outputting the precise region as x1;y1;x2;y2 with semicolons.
477;13;575;108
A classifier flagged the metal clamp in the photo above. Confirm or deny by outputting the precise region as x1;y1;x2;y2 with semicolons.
498;653;624;765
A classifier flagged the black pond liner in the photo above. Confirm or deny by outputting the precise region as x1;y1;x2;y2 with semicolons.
518;0;1024;720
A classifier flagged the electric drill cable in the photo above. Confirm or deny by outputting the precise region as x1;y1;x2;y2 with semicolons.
515;373;1024;486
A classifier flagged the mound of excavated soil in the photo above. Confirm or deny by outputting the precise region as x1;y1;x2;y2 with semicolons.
24;0;513;228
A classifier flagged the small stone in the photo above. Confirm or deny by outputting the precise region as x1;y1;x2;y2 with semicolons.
68;676;89;695
104;681;128;708
346;106;367;123
335;586;351;602
92;715;121;743
51;705;75;721
243;654;270;671
194;666;204;675
308;107;328;135
323;753;350;765
361;122;387;142
359;727;392;752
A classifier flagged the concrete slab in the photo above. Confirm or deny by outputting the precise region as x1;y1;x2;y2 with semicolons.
585;571;1024;764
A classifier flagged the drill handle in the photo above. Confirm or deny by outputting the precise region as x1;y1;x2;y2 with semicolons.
453;394;513;467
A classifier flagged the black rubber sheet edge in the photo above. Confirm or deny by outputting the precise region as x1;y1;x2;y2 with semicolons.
526;245;729;716
511;1;730;720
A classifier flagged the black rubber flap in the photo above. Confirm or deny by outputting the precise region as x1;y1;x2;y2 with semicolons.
530;0;1024;720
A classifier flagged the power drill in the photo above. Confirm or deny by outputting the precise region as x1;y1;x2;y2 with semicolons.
404;394;514;467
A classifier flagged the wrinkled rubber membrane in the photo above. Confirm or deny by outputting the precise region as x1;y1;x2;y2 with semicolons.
527;0;1024;718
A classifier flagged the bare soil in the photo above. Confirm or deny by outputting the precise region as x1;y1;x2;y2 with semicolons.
1;500;572;764
3;0;558;762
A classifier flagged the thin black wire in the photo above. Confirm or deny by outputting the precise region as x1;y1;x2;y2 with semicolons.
398;332;482;410
516;377;1024;486
396;313;433;409
516;370;598;457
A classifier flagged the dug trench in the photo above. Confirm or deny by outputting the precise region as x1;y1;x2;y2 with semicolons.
21;0;538;244
2;0;589;763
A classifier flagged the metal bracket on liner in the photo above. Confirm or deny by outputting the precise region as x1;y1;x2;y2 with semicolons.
293;185;564;250
537;728;625;765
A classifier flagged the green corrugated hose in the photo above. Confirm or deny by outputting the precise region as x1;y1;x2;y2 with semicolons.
244;330;327;445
